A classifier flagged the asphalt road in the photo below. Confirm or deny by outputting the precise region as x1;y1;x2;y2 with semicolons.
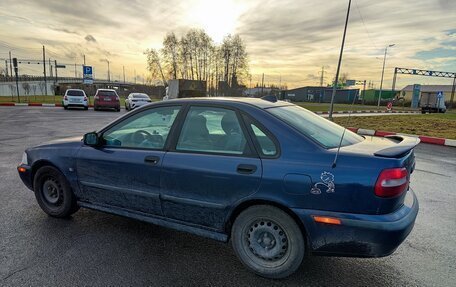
1;106;455;286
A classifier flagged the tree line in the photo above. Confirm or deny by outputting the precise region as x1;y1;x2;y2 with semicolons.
145;29;249;93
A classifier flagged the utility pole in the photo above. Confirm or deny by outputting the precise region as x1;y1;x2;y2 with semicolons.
9;51;12;78
134;69;136;84
107;60;111;82
320;66;325;86
4;60;8;78
54;60;58;85
42;45;48;96
378;44;395;107
83;54;86;66
261;73;264;96
362;80;366;105
49;58;53;78
123;65;125;83
13;58;19;102
329;0;351;121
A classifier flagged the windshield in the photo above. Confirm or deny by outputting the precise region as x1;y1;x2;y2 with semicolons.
66;90;84;96
268;105;364;148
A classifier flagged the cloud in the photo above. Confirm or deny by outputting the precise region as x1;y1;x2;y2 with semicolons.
0;0;455;87
84;35;97;43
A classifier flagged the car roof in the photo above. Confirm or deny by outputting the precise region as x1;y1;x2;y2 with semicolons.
66;89;84;91
161;97;293;109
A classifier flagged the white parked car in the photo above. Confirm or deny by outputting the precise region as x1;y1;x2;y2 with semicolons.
125;93;152;111
63;89;88;110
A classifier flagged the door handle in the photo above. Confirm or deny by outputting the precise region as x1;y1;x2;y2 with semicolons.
144;155;160;165
237;164;257;174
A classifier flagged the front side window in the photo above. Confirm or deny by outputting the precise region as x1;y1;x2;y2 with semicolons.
176;106;249;155
102;106;180;149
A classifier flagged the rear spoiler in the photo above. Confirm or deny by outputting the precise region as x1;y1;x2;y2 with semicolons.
374;135;420;158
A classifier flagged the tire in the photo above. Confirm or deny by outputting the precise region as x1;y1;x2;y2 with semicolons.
231;205;305;279
94;107;98;111
63;106;68;110
33;166;79;218
84;106;88;110
116;107;121;112
125;104;129;111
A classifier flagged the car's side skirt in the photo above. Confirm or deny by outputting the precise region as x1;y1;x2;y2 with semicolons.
77;201;229;242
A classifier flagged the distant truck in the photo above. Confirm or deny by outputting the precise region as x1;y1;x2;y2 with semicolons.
420;92;446;113
163;79;207;100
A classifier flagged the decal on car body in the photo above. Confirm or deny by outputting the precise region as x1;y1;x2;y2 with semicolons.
310;171;335;194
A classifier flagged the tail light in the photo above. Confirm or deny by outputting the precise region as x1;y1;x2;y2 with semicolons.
375;167;408;198
83;96;88;101
64;96;68;100
95;95;99;100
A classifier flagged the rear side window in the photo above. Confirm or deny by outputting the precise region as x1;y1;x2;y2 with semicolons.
66;90;84;96
176;106;249;155
133;94;149;99
250;123;277;157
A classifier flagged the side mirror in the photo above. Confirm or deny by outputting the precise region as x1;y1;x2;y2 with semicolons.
83;132;100;146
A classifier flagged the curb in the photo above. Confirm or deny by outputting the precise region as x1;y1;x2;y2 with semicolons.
347;127;456;147
0;103;104;108
315;110;418;115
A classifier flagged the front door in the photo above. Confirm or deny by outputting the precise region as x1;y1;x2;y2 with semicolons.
160;106;262;230
76;105;182;215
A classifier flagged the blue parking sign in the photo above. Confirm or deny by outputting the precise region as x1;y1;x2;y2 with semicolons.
83;65;93;84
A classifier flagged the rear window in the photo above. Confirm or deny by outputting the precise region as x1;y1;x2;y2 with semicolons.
268;105;364;148
97;90;117;97
66;90;84;96
133;94;149;99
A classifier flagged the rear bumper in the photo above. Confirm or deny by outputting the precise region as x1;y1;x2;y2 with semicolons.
63;100;88;107
293;189;419;257
94;102;120;109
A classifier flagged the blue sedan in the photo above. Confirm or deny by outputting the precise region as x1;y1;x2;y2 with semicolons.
17;97;419;278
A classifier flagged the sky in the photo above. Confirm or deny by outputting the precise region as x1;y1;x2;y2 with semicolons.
0;0;455;89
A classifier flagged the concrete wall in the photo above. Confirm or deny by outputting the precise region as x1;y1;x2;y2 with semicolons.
0;81;55;97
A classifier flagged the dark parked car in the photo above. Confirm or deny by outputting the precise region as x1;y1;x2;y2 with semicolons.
17;97;419;278
94;89;120;111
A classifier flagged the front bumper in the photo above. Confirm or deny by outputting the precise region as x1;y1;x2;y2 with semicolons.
17;164;33;191
293;189;419;257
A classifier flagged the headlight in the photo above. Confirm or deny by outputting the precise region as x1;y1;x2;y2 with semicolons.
21;152;28;165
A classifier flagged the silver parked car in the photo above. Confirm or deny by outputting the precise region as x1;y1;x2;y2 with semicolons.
125;93;152;111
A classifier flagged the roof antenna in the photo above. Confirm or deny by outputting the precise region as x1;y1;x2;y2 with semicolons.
331;89;359;168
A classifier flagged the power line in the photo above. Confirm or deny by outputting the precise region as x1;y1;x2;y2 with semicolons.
354;0;380;51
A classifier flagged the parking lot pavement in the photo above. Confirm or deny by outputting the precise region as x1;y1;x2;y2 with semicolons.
1;106;455;286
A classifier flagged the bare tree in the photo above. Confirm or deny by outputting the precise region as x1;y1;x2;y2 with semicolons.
144;48;166;85
162;32;179;79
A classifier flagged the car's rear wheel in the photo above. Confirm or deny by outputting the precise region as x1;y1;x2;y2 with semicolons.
231;205;305;279
33;166;79;217
63;106;68;110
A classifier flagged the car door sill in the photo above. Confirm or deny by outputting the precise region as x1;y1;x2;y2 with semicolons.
77;201;228;242
80;181;160;200
161;194;227;209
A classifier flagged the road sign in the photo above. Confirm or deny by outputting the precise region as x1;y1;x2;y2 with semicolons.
437;91;443;99
83;65;93;84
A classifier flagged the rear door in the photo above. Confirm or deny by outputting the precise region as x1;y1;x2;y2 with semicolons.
76;105;182;215
160;105;263;230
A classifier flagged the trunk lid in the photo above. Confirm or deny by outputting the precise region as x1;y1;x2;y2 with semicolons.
334;135;419;214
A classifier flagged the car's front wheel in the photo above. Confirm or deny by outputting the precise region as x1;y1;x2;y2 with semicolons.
33;166;79;217
231;205;305;279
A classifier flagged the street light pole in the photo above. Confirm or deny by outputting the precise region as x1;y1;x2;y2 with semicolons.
377;44;395;107
329;0;351;121
106;59;111;82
